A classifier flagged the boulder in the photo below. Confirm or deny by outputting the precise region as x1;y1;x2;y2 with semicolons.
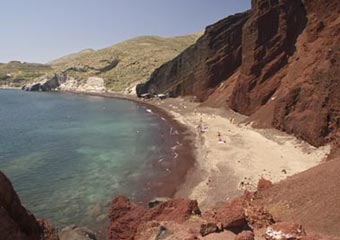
203;195;248;233
245;205;275;230
77;77;106;93
235;231;255;240
200;223;219;237
22;73;68;92
59;225;96;240
23;82;41;91
38;219;59;240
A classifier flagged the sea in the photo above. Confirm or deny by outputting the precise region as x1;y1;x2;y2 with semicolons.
0;89;184;232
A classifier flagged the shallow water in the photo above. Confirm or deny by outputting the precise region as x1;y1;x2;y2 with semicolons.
0;90;178;229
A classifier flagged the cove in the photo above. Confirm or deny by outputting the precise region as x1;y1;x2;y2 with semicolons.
0;89;189;231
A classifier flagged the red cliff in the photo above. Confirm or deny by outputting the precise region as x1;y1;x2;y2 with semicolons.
138;0;340;147
0;171;41;240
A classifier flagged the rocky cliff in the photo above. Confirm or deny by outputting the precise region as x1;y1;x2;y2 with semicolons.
137;12;250;101
138;0;340;147
0;171;41;240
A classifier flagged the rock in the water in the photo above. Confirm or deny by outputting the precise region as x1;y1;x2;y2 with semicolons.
23;82;41;91
59;225;96;240
22;73;67;92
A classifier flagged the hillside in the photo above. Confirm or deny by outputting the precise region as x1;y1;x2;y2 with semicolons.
0;61;52;87
0;33;201;92
49;34;202;91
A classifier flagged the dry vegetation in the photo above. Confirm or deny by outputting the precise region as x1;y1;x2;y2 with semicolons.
0;33;201;91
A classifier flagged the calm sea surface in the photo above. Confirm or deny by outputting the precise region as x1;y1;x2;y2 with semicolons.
0;90;178;229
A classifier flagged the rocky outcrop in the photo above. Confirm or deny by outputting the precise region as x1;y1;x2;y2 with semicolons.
136;11;250;100
59;225;97;240
108;196;201;240
22;74;107;93
22;73;67;91
107;190;335;240
38;219;59;240
203;195;250;233
0;171;41;240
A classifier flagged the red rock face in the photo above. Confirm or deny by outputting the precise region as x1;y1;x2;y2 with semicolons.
227;0;340;147
139;0;340;147
108;196;201;240
0;171;41;240
231;0;307;114
136;11;250;101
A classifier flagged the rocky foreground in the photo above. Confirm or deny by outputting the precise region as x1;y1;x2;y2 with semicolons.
2;168;338;240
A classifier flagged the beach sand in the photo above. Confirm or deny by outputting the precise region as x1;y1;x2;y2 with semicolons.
145;97;331;210
68;92;331;211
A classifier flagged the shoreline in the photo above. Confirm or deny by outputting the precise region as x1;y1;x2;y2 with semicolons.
66;90;198;202
2;88;332;211
66;90;332;211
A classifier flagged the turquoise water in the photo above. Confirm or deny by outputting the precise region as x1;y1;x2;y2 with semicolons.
0;90;179;230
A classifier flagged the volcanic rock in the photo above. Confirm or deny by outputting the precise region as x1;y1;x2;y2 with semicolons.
265;222;306;240
200;223;219;237
139;0;340;148
235;231;255;240
108;196;201;240
203;195;249;233
0;171;41;240
38;219;59;240
136;11;250;101
257;178;273;191
59;225;96;240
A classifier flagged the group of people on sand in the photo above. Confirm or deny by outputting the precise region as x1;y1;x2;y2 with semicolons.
217;131;226;144
196;116;226;144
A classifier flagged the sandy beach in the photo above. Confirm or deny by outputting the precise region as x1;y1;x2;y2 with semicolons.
141;97;331;210
56;91;332;211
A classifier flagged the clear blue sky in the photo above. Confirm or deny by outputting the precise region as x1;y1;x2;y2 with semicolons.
0;0;250;63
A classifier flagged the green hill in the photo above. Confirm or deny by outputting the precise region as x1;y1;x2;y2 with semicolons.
1;33;201;91
0;61;52;87
49;33;202;91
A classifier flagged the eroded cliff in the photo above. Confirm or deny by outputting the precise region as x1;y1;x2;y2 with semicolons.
138;0;340;147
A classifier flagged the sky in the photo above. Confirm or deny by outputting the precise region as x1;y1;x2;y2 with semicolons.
0;0;250;63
